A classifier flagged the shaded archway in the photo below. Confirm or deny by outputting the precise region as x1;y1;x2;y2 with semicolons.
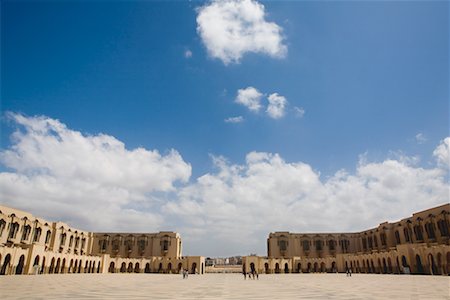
61;258;66;274
284;263;289;273
55;258;61;274
78;260;82;273
135;262;140;273
320;262;326;273
377;258;382;274
428;254;437;275
177;263;182;273
297;262;302;273
275;263;280;273
415;255;424;274
145;263;151;273
1;254;11;275
265;262;269;274
387;258;392;273
158;263;163;273
313;262;318;272
33;255;40;274
366;259;371;273
436;253;443;275
331;261;336;273
109;262;115;273
127;262;133;273
84;261;89;273
69;259;74;273
15;255;25;275
167;263;172;274
191;262;197;274
382;258;387;274
120;262;126;273
250;262;256;273
49;257;55;274
41;257;46;274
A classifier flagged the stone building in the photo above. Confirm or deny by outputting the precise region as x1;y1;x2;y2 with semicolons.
0;205;204;275
244;203;450;275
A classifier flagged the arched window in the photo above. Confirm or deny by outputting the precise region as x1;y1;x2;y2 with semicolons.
425;222;436;239
59;233;67;247
403;227;411;242
315;240;323;251
0;219;6;237
373;235;378;247
8;222;20;239
394;231;401;244
414;225;424;241
302;240;310;251
33;228;42;242
437;220;449;237
21;225;31;241
361;237;367;250
380;233;386;246
45;230;52;244
279;240;287;251
69;236;74;247
328;240;335;251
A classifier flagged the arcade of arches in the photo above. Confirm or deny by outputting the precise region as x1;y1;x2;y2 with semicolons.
0;205;204;275
244;204;450;275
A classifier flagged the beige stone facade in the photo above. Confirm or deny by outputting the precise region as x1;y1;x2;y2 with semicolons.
244;203;450;275
0;205;204;275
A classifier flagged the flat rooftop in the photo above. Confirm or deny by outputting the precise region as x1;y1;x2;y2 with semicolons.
1;273;449;299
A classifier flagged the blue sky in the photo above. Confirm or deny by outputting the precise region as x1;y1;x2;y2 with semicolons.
1;0;449;256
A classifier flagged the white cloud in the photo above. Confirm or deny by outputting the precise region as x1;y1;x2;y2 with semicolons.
266;93;287;119
235;86;263;112
184;49;193;58
196;0;287;65
415;132;427;144
0;113;191;231
433;137;450;169
294;106;305;118
164;141;449;256
225;116;244;123
1;113;448;257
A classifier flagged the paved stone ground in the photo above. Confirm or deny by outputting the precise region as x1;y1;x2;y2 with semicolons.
1;273;449;299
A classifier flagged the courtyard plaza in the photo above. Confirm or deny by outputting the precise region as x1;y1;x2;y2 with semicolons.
1;273;449;299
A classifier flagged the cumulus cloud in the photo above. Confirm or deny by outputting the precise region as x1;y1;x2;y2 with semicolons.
225;116;244;123
0;113;191;231
235;87;263;112
1;113;448;257
266;93;287;119
196;0;287;64
164;142;449;256
433;137;450;169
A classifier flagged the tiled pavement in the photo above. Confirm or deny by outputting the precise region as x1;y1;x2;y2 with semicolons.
1;273;449;299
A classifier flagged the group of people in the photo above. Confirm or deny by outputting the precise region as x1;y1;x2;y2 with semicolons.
181;269;189;279
243;270;259;280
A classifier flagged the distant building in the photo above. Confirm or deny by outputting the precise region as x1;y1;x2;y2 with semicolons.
244;203;450;275
0;205;204;275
